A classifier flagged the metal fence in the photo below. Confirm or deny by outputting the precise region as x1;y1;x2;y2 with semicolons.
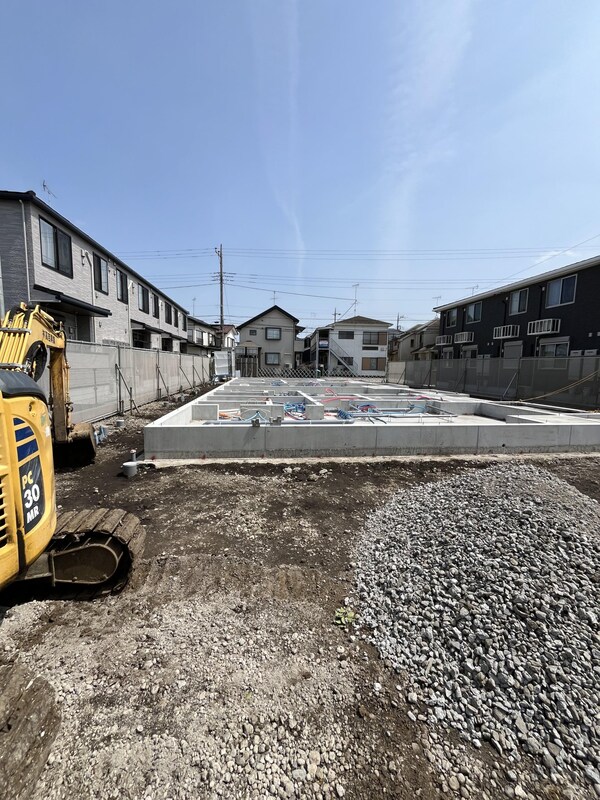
387;356;600;409
42;342;211;423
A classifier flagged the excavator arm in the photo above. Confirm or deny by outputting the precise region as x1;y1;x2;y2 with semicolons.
0;303;95;462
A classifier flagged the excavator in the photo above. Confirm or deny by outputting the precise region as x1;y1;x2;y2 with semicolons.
0;304;146;797
0;303;144;598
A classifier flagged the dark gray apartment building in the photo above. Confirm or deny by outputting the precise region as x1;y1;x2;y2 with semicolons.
433;255;600;360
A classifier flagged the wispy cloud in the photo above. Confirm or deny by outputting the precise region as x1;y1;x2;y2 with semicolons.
379;0;475;252
249;1;305;269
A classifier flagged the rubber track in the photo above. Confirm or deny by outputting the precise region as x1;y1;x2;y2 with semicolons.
52;507;146;598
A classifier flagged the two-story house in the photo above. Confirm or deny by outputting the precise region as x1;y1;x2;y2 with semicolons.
185;317;217;355
236;305;304;371
388;319;439;362
433;254;600;361
305;316;392;376
0;190;188;350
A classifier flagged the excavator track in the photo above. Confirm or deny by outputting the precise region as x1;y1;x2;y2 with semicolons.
0;508;146;603
49;507;146;599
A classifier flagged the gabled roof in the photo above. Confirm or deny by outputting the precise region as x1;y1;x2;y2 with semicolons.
433;253;600;312
395;318;439;341
0;190;189;314
333;315;392;327
237;305;300;328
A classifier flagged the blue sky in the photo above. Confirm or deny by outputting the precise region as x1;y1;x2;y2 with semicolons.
2;1;600;332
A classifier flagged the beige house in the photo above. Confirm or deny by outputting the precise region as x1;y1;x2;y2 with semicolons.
237;305;304;371
388;319;439;362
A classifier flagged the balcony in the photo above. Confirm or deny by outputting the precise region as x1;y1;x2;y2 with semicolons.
527;319;561;335
493;324;520;340
454;331;474;344
435;335;453;346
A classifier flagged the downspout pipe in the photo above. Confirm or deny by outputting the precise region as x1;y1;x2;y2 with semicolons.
19;199;31;301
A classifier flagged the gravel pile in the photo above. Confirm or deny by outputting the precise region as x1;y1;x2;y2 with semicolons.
356;462;600;798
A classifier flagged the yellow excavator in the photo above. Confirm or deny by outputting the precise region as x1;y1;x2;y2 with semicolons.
0;303;144;597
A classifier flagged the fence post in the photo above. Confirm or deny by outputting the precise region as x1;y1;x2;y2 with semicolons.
117;346;124;414
156;349;161;400
515;356;522;400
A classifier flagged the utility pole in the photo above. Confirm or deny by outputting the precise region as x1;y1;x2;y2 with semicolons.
333;308;337;323
215;244;224;347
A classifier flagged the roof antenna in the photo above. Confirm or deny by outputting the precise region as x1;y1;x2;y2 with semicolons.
42;180;57;199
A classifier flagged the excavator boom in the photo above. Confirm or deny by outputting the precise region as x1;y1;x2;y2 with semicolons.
0;303;95;463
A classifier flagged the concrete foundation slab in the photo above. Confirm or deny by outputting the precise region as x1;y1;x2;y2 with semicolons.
143;378;600;460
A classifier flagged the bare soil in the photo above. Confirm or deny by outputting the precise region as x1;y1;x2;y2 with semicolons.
1;394;599;799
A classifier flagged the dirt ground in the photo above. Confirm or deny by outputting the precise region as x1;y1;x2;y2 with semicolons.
2;393;599;799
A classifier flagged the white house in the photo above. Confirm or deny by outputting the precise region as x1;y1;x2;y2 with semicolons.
306;316;392;377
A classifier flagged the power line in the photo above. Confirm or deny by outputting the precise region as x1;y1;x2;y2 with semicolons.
501;231;600;281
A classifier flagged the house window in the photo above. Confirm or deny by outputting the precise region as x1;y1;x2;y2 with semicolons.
265;327;281;340
182;315;187;331
265;352;280;365
93;254;108;294
509;288;528;315
138;285;149;314
173;309;178;328
152;293;159;318
116;270;128;304
338;331;354;340
363;331;380;346
39;217;73;276
465;302;482;324
539;340;569;357
546;275;576;307
165;303;173;325
361;357;386;370
446;309;457;327
249;328;257;336
340;356;354;365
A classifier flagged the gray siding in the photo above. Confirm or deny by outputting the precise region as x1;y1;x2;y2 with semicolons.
0;199;31;313
4;199;188;346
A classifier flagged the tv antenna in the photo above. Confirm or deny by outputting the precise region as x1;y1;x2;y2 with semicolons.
42;180;57;199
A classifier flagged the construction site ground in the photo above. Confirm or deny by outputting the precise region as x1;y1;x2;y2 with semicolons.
1;391;599;800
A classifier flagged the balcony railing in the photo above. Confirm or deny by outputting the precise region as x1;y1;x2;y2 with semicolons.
435;335;453;346
527;319;561;335
454;331;474;344
493;324;520;340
